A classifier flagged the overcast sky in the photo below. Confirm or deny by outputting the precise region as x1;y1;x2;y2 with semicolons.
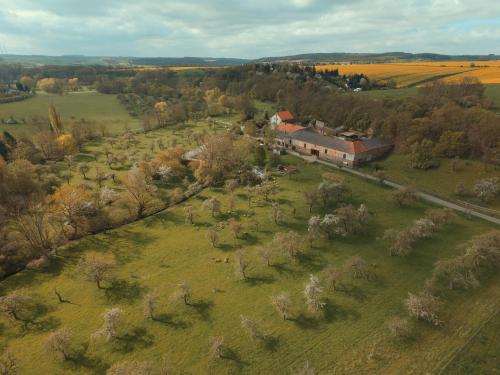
0;0;499;58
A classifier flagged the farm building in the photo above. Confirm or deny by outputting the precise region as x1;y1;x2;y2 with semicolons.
270;111;298;129
275;125;392;167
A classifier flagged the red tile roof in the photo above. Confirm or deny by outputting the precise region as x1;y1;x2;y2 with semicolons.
276;111;294;121
276;123;305;134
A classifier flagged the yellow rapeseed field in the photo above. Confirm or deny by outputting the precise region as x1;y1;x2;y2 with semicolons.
315;62;500;86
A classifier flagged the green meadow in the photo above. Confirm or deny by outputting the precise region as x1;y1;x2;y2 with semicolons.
0;91;140;136
0;153;498;374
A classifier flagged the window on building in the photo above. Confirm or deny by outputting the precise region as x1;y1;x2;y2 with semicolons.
343;154;346;159
304;143;307;148
324;149;327;154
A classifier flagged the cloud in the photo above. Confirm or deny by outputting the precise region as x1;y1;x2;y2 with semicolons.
0;0;498;57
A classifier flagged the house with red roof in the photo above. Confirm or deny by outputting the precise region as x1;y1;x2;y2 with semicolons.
270;111;297;129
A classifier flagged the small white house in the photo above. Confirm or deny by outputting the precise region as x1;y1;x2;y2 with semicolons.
270;111;295;129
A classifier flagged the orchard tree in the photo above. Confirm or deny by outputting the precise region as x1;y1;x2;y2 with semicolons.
77;255;114;289
207;227;219;248
209;336;225;359
383;229;414;257
228;218;243;239
184;205;196;225
78;162;90;179
304;190;319;213
405;292;442;325
45;327;73;361
203;197;221;218
345;256;373;280
234;250;249;280
473;177;499;203
0;290;33;321
257;245;273;267
93;307;124;342
273;231;303;262
291;361;317;375
240;315;265;341
143;292;157;320
271;292;291;320
304;275;325;312
174;282;191;305
393;186;418;207
323;265;341;291
307;215;322;248
271;202;282;225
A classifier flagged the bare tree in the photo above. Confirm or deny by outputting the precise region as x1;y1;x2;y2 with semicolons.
203;197;221;218
93;307;124;341
271;292;291;320
405;292;442;326
228;218;243;239
227;194;237;214
234;250;249;280
77;255;114;289
143;292;157;319
304;190;319;213
393;186;418;207
174;282;191;305
323;265;341;291
271;202;282;224
257;245;273;267
184;205;196;224
207;227;219;248
209;336;225;359
273;231;303;262
240;315;265;341
345;256;373;280
45;327;73;361
304;275;325;312
78;162;90;179
383;229;414;257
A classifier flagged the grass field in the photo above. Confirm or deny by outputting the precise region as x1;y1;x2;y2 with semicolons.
362;155;500;213
0;151;498;374
442;309;500;374
316;61;500;87
0;91;140;136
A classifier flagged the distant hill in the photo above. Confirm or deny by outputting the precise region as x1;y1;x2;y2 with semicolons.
254;52;500;64
0;52;498;67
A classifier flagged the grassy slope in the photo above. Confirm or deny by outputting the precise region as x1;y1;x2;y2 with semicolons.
0;91;140;136
363;154;500;212
0;155;497;374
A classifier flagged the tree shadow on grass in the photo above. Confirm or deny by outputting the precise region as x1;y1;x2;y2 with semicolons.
244;274;275;286
105;279;144;303
298;252;325;273
217;243;236;252
152;313;191;329
261;334;280;352
65;350;108;375
187;299;214;322
221;348;250;370
242;233;259;245
322;299;360;323
113;326;155;353
271;262;302;277
291;313;321;330
338;283;369;302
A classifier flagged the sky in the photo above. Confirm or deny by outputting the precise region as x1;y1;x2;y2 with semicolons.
0;0;499;58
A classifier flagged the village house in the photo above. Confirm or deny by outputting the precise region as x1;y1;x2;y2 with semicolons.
273;112;392;167
270;111;297;129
